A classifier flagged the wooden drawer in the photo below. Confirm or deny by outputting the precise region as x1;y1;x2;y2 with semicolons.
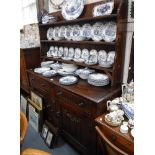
98;124;134;155
55;87;91;118
28;73;50;97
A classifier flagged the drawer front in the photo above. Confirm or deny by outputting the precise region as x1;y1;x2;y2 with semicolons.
55;87;91;118
28;73;50;98
99;124;134;154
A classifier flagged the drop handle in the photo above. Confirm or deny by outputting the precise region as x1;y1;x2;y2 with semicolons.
57;92;63;96
78;102;84;106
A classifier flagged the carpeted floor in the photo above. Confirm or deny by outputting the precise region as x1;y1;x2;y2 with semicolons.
22;124;80;155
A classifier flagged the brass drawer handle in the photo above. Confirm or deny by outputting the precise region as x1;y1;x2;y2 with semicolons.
78;102;84;106
57;92;63;96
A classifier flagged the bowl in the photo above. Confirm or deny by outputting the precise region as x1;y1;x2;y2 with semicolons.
62;63;78;73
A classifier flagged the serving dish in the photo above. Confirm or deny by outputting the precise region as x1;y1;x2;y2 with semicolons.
76;68;95;79
59;76;78;85
61;0;84;20
50;62;62;70
62;63;78;73
57;69;75;76
47;28;53;40
103;21;116;42
34;67;50;74
93;1;114;17
41;61;54;67
42;70;57;77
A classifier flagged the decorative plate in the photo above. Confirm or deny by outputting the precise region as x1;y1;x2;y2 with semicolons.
85;49;98;65
63;47;69;57
65;26;73;40
98;50;107;63
103;22;116;42
61;0;84;20
53;27;61;40
93;1;114;17
50;62;62;70
91;22;105;41
68;47;75;58
81;24;92;40
74;48;81;59
59;76;78;85
41;61;54;67
107;51;115;65
47;28;53;40
42;70;57;77
58;26;66;39
58;47;64;57
71;25;83;41
81;49;89;62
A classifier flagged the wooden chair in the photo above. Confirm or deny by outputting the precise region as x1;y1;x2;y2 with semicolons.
20;112;28;145
95;126;129;155
21;148;51;155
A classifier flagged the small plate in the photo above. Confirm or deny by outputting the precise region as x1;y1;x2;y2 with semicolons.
81;24;92;40
47;28;53;40
34;67;50;74
42;70;57;77
74;48;81;59
53;27;61;40
72;25;83;41
81;49;89;62
68;47;75;58
65;26;73;40
85;49;98;65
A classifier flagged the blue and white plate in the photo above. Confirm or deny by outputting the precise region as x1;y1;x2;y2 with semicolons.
103;22;117;42
42;70;57;77
81;24;92;40
61;0;84;20
47;28;53;40
93;1;114;17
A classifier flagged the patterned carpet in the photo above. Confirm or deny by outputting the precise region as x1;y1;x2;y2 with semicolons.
22;124;80;155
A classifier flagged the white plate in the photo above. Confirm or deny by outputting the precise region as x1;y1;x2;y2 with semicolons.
61;0;84;20
93;1;114;17
81;49;89;62
68;47;75;58
86;49;98;65
81;24;92;40
58;26;66;39
103;22;116;42
98;50;107;64
47;28;53;40
71;25;83;41
65;26;73;40
64;47;69;57
42;70;57;77
74;48;81;59
91;22;105;41
53;27;61;40
34;67;50;74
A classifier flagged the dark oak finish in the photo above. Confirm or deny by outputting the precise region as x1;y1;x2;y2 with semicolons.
20;47;40;93
95;114;134;155
28;0;128;154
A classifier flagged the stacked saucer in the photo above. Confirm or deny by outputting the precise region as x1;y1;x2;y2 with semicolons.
88;73;109;86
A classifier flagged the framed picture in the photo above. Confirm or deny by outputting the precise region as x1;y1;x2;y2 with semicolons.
45;131;53;147
31;91;43;110
20;95;27;115
28;104;39;132
41;124;48;140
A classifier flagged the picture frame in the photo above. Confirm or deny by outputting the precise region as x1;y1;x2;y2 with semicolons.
28;104;39;132
41;124;49;140
45;131;53;147
31;91;43;110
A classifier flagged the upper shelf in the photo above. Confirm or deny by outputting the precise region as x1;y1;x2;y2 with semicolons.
39;14;117;27
40;40;116;46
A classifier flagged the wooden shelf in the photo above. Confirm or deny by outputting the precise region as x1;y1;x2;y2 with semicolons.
39;14;117;27
40;40;115;46
41;56;113;73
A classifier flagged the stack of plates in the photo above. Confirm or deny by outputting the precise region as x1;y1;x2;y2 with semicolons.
88;73;109;86
59;76;78;85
